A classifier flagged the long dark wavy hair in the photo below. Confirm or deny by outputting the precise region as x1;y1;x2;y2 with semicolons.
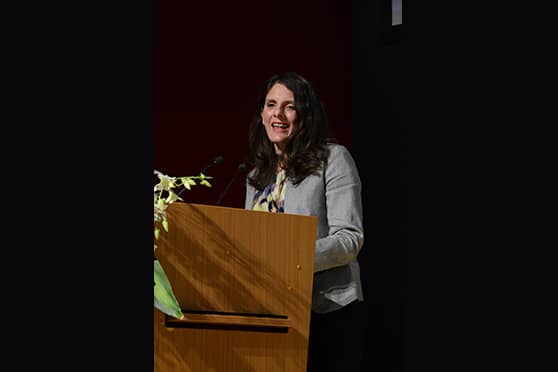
247;72;335;191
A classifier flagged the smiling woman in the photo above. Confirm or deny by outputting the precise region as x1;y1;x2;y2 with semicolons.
261;83;299;156
245;72;367;372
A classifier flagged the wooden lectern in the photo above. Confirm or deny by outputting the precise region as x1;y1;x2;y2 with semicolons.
154;202;317;372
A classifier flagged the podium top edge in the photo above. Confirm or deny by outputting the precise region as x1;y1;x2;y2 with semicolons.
175;202;318;222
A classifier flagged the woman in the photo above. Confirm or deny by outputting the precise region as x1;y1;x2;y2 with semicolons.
245;72;367;372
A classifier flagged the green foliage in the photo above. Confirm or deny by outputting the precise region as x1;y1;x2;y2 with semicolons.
153;170;212;319
154;260;183;319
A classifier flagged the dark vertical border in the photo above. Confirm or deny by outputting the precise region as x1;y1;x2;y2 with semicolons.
5;2;156;370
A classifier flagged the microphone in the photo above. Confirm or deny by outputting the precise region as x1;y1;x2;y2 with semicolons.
200;155;224;175
176;155;224;199
216;162;248;205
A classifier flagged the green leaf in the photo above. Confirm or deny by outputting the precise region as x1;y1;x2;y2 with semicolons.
154;260;184;319
162;219;169;232
200;179;212;188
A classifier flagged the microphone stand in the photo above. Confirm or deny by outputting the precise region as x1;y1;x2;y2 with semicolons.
216;163;247;205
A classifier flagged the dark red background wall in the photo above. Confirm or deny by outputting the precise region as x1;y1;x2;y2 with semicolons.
154;0;352;208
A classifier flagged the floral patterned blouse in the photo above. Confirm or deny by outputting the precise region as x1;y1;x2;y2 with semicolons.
252;169;287;213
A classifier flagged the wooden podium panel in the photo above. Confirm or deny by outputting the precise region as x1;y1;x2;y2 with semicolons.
154;203;317;372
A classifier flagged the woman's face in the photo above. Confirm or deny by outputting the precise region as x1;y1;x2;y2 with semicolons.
261;83;298;154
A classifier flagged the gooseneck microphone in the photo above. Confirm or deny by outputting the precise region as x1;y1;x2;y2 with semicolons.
176;155;224;198
216;162;248;205
200;155;224;175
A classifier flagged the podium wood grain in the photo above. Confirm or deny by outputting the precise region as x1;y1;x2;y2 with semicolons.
154;203;317;371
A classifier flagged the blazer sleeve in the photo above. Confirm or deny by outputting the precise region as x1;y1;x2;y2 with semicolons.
314;145;364;272
244;169;257;210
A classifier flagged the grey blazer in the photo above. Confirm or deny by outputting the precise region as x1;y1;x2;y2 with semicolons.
245;143;364;313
